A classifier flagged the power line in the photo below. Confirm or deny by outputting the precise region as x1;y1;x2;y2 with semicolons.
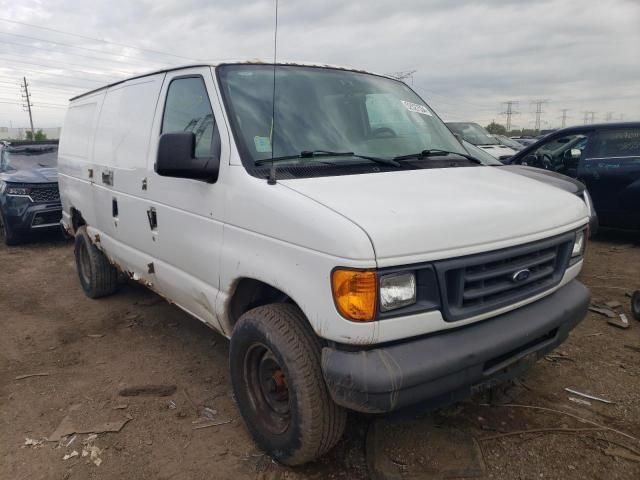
386;70;417;84
531;99;549;131
0;17;202;62
0;64;106;84
0;30;179;64
0;38;166;69
0;54;121;81
559;109;569;128
0;51;138;77
500;101;519;131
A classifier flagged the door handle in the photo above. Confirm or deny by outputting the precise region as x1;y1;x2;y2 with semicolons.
147;207;157;230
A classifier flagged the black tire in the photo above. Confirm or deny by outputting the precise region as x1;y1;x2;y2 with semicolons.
0;212;21;246
74;226;119;298
230;303;346;465
632;290;640;321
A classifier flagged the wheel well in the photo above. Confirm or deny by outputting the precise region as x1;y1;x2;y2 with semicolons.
228;278;294;328
71;208;86;232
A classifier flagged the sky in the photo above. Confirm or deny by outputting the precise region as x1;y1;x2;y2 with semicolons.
0;0;638;131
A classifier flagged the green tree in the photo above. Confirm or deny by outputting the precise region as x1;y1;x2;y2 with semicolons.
25;129;47;141
485;122;507;135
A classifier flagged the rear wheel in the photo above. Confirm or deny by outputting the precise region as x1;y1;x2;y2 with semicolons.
632;290;640;321
0;212;21;246
230;303;346;465
74;226;119;298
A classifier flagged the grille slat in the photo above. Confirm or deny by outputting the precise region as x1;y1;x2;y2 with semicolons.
463;265;555;301
464;250;557;282
29;185;60;203
435;232;575;322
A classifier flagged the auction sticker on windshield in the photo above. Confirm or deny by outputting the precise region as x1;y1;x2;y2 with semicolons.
401;100;432;116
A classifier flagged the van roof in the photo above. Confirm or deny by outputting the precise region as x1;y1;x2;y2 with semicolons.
69;60;384;102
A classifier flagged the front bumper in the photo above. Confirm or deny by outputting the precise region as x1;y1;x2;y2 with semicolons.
321;280;590;413
3;196;62;234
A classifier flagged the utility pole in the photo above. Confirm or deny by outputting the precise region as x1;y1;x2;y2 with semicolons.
531;99;549;132
21;77;35;139
605;112;614;122
590;111;596;124
559;109;569;128
501;101;519;132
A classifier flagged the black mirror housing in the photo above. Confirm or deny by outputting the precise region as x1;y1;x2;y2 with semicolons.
155;132;219;183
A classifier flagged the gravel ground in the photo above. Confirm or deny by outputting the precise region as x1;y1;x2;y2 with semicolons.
1;230;638;479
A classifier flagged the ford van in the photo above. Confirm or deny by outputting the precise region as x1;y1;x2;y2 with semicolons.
58;62;590;465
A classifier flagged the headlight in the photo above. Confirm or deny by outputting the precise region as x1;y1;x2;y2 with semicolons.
379;272;416;312
572;230;586;258
6;186;31;196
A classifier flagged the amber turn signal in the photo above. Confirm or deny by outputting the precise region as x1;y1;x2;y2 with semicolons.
331;269;377;321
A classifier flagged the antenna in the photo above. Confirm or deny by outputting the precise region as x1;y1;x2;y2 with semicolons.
267;0;279;185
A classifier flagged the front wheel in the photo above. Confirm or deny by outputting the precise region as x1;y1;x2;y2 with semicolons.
0;212;21;246
229;303;346;465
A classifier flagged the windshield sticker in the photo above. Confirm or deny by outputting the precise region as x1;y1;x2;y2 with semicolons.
253;136;272;153
401;100;432;116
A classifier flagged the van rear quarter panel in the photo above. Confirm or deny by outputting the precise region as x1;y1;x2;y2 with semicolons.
58;92;105;228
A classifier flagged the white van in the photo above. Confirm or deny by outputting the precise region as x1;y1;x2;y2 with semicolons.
58;62;590;465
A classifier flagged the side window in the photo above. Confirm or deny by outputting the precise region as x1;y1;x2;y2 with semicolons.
162;77;218;159
585;129;640;161
524;133;588;174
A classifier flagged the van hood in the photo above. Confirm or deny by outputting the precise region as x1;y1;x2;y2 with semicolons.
498;165;584;195
280;166;588;265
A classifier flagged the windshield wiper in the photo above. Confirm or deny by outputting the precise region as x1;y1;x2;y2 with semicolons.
255;150;401;167
393;149;483;164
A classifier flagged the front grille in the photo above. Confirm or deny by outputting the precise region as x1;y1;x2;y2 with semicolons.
30;184;60;203
435;232;574;322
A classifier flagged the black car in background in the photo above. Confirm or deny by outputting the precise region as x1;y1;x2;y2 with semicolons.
462;140;598;233
506;122;640;231
0;141;61;245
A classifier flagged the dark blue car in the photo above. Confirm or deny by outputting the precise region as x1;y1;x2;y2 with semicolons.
0;141;62;245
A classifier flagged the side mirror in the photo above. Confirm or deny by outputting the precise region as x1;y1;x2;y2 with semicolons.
567;148;581;160
521;154;537;166
155;132;219;182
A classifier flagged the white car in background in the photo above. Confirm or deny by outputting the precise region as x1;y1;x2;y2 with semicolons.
447;122;517;160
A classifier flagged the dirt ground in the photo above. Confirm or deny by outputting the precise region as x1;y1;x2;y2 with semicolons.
1;230;639;480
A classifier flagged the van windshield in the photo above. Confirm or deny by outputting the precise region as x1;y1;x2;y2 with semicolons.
217;65;466;175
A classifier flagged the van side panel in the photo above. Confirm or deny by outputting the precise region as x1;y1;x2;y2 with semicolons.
91;76;164;254
58;93;105;231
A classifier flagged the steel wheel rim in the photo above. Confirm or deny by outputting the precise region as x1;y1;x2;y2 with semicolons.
78;241;91;285
244;343;291;435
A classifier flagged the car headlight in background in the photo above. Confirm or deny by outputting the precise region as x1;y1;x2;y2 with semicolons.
571;229;586;260
6;186;31;196
379;272;416;312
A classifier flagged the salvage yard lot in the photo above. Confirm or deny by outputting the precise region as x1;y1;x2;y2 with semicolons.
1;233;639;480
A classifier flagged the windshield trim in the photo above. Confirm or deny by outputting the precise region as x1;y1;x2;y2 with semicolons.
215;64;463;179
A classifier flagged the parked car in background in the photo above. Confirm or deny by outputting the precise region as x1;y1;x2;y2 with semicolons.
507;122;640;231
511;136;538;147
446;122;517;160
0;141;61;245
462;140;597;233
493;134;525;151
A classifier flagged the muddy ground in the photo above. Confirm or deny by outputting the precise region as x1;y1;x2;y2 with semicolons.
1;231;639;480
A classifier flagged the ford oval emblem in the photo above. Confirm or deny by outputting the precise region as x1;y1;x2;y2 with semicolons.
512;268;531;283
